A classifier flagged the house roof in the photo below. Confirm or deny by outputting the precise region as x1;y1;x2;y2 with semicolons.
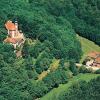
87;51;100;65
87;51;100;58
5;21;16;31
4;37;23;44
4;37;17;44
95;57;100;64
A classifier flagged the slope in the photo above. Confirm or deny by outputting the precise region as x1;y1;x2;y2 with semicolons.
40;73;100;100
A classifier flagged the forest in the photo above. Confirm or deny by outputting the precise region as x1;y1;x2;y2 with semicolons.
0;0;100;100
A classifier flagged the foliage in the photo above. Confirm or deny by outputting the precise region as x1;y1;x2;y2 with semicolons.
40;74;100;100
79;66;93;73
0;0;99;100
94;69;100;74
58;76;100;100
0;42;47;99
43;68;68;90
69;60;79;75
27;81;48;99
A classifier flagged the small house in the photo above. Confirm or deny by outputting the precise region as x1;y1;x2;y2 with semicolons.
85;51;100;68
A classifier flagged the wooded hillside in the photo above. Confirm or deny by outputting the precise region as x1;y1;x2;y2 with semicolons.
0;0;100;100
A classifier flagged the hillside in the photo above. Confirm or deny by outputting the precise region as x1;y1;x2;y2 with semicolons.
40;35;100;100
0;0;100;100
40;74;100;100
0;1;82;100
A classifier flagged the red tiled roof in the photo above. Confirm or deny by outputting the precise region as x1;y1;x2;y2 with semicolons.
4;37;17;44
95;57;100;64
5;21;16;31
87;51;100;58
4;37;23;44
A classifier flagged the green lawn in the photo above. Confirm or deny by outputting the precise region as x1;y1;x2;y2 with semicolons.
77;35;100;62
40;73;100;100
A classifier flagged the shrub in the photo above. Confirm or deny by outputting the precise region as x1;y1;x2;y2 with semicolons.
79;66;93;73
94;69;100;74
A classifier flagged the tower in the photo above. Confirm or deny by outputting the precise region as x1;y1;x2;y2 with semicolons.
15;21;18;36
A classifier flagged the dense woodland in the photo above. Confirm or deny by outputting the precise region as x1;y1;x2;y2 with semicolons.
0;0;100;100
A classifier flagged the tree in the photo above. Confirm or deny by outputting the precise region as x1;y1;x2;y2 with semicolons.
27;81;48;99
43;69;68;90
69;60;78;75
58;76;100;100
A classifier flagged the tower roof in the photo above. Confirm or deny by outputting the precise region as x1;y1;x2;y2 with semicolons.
5;21;16;31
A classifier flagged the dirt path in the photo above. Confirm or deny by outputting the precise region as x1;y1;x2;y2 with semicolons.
38;59;60;80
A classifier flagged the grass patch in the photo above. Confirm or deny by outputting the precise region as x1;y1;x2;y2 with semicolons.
49;59;60;71
38;71;48;80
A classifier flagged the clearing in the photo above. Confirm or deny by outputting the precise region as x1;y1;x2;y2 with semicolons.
77;35;100;63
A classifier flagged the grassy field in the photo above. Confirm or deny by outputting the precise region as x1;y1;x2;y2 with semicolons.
77;35;100;62
40;73;100;100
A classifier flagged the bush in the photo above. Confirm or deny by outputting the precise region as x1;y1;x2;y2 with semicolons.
43;69;68;90
69;60;78;75
79;66;93;73
27;81;48;99
94;69;100;74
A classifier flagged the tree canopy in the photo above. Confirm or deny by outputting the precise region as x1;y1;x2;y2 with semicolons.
0;0;99;100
